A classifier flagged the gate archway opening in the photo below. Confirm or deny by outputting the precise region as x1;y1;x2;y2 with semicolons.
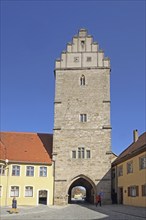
71;186;86;203
68;176;96;204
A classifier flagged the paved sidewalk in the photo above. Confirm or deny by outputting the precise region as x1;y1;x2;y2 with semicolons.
0;204;146;220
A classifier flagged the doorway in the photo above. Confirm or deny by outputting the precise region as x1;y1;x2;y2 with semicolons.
38;190;47;205
118;187;123;204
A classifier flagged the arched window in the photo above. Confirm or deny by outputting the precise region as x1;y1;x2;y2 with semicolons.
80;75;85;86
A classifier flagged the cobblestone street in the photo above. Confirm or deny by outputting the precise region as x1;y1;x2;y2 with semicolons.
1;204;146;220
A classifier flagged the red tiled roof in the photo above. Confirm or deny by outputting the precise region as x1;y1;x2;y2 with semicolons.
112;132;146;166
0;132;53;164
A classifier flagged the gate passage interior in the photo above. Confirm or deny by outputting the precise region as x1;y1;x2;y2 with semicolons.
68;176;95;204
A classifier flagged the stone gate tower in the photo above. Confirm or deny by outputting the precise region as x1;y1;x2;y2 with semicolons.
53;29;113;205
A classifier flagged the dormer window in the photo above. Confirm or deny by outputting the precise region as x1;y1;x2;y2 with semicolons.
80;75;85;86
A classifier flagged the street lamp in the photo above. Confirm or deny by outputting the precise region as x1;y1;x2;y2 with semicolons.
5;159;9;206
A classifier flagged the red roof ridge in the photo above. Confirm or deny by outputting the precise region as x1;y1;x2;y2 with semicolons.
112;132;146;165
0;131;53;135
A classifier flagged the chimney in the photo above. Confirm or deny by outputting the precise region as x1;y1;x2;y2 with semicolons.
133;129;138;142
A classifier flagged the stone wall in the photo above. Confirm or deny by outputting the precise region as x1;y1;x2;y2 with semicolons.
53;29;112;205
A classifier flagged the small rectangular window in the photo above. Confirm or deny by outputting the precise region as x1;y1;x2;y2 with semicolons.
139;156;146;169
142;184;146;196
39;167;47;177
127;161;133;174
12;165;20;176
80;114;87;122
74;57;79;62
128;186;139;197
118;165;123;176
86;150;90;158
0;165;5;176
26;166;34;176
80;75;85;86
87;57;92;62
25;186;33;197
10;186;19;197
81;40;85;48
78;147;85;159
72;151;76;159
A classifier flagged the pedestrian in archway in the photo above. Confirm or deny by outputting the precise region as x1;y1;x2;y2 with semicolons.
95;194;101;207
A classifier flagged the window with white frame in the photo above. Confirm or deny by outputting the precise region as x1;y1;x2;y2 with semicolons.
128;186;139;197
39;167;47;177
139;156;146;169
127;161;133;174
142;184;146;196
80;114;87;122
80;75;85;86
25;186;33;197
0;165;5;176
10;186;19;197
26;166;34;176
12;165;20;176
0;186;2;197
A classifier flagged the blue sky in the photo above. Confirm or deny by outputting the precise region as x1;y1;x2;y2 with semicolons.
1;0;145;155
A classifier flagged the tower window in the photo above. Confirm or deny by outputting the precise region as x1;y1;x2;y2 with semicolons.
74;57;79;62
72;151;76;159
87;57;92;62
78;147;85;159
80;75;85;86
86;150;91;158
80;114;87;122
81;40;85;48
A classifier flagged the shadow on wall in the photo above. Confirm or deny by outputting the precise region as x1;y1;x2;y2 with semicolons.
95;168;113;205
37;133;53;159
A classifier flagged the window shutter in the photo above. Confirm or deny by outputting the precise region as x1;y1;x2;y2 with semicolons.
142;185;144;196
136;186;139;196
128;187;130;196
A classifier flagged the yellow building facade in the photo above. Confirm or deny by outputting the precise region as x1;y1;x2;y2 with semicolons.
0;132;54;207
112;131;146;207
0;162;53;206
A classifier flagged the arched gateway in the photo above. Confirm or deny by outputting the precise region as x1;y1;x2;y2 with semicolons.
53;29;114;205
68;175;96;204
